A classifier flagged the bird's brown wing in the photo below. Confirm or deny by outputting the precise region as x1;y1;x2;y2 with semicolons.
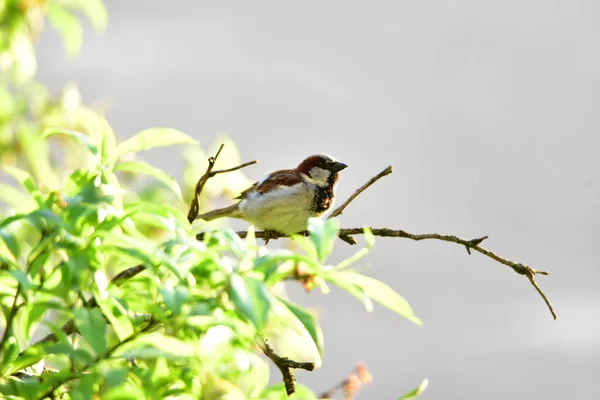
235;169;304;199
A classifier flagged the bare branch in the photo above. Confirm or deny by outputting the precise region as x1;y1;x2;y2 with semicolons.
186;144;258;223
262;339;315;396
208;160;258;176
329;165;393;218
207;227;556;319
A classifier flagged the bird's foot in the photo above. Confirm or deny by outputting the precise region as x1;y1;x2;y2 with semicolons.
263;230;279;244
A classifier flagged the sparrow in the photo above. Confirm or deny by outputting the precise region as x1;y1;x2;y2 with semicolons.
196;154;348;236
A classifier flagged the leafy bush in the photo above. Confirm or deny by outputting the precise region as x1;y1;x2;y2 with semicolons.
0;125;419;399
0;2;422;398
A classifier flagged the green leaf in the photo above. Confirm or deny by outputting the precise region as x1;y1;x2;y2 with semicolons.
119;332;197;360
216;229;248;260
78;109;117;165
160;286;190;316
326;271;422;326
14;124;59;189
112;128;198;161
102;386;145;400
2;165;45;206
115;161;184;203
400;378;429;400
43;127;99;157
0;183;37;212
308;218;339;261
46;4;83;56
260;382;318;400
334;247;369;271
18;301;60;344
0;228;20;260
10;31;37;82
1;345;45;376
71;371;101;400
228;275;272;332
73;308;107;356
325;271;373;312
0;337;20;375
93;293;134;342
278;298;324;357
364;226;376;248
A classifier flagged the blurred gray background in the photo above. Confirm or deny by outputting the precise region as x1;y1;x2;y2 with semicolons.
37;1;600;398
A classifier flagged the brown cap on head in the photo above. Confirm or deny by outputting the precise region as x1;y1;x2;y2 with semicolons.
296;154;348;175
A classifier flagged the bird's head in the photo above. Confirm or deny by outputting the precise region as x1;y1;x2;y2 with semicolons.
296;154;348;187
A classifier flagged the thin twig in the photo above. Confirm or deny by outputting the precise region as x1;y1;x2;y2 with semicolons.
329;165;393;218
262;339;315;396
329;165;392;244
187;144;224;223
187;144;258;223
208;160;258;176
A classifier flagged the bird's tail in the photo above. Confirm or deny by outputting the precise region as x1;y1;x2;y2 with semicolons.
196;203;241;221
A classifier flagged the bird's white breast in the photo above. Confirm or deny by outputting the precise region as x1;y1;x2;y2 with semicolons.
238;182;316;234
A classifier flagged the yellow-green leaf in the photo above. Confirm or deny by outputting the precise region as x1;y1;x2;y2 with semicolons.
326;271;421;326
115;161;183;203
228;275;272;332
112;128;198;161
400;378;429;400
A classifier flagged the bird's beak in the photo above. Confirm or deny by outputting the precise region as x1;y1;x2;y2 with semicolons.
331;161;348;172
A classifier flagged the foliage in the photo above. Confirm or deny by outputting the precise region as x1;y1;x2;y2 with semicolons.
0;1;426;399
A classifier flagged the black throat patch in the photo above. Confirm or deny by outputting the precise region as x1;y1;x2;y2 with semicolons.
312;172;338;215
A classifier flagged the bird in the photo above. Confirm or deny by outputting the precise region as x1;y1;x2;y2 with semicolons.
196;154;348;237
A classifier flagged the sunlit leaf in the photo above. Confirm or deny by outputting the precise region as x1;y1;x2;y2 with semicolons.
326;271;421;326
15;124;59;188
260;382;318;400
93;293;134;342
204;375;246;400
228;275;272;332
308;218;339;261
160;285;190;316
17;301;60;345
364;226;376;248
2;165;45;206
0;228;20;260
399;378;429;400
47;3;83;56
112;128;198;161
278;298;324;357
43;127;99;157
115;161;183;203
0;337;20;374
78;109;117;165
73;308;107;356
10;31;37;82
324;271;374;312
0;183;37;212
102;385;145;400
119;332;197;360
